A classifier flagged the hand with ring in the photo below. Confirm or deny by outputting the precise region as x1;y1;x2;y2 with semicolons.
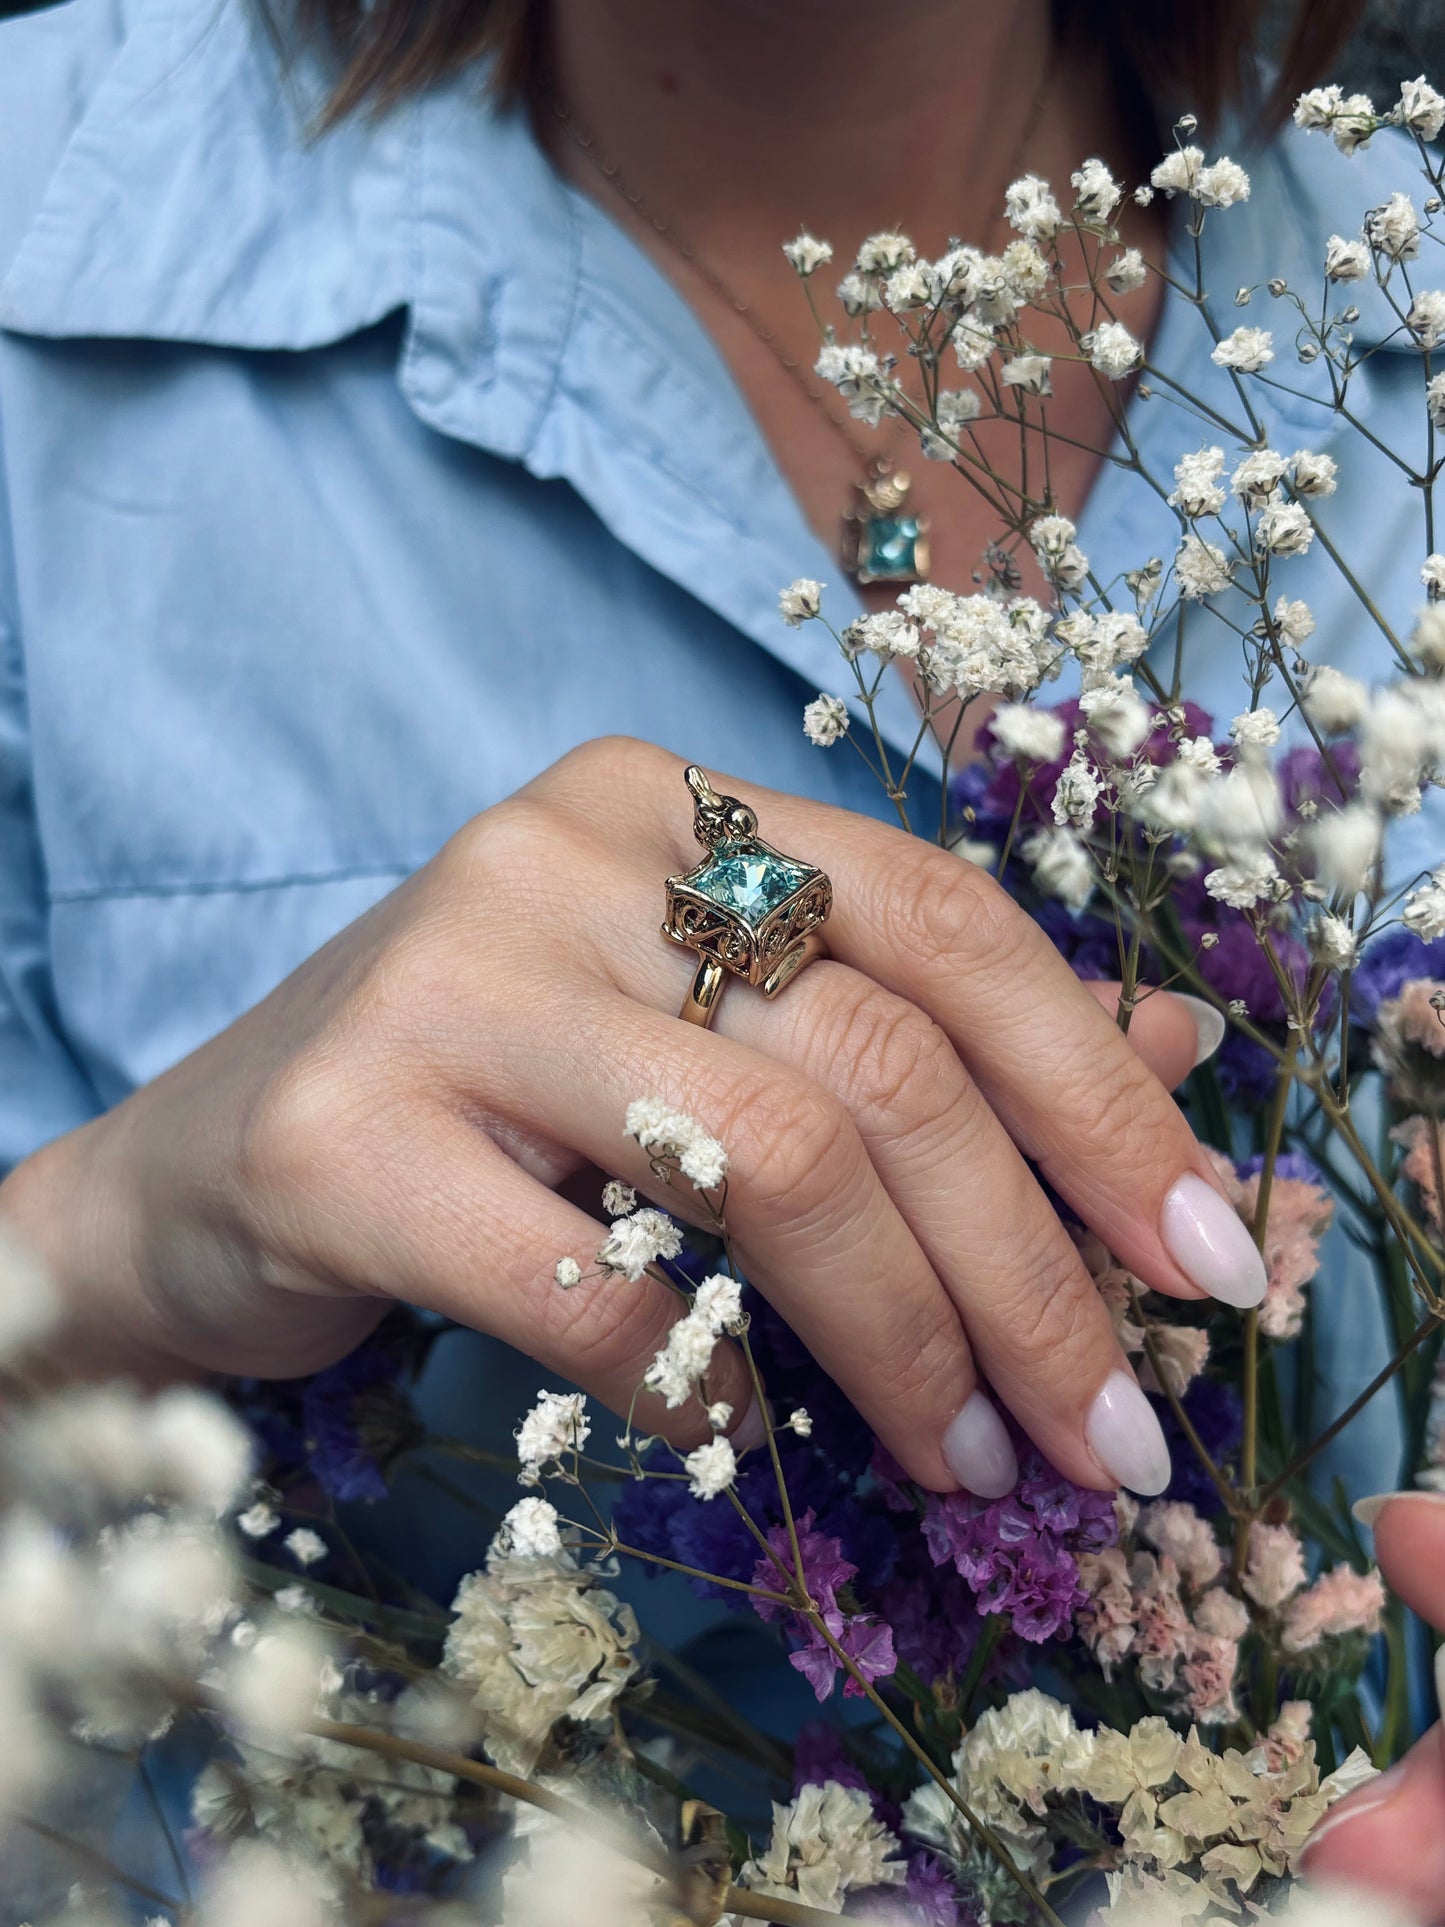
0;736;1265;1498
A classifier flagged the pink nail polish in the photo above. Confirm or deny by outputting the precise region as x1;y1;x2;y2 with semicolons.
1353;1489;1445;1529
1161;1173;1267;1308
1084;1371;1171;1495
941;1390;1018;1498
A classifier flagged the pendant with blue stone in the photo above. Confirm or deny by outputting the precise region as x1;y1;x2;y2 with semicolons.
842;459;930;587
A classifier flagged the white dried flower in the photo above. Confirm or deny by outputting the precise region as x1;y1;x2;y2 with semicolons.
554;1256;583;1290
1196;157;1251;207
1407;290;1445;350
644;1312;718;1409
1195;760;1283;853
1295;85;1378;153
1274;595;1316;646
1084;320;1144;379
885;260;934;311
1105;247;1148;294
1402;871;1445;939
1004;174;1061;242
706;1401;733;1432
1072;157;1122;223
814;342;889;423
1080;678;1151;758
1052;750;1104;829
1175;534;1233;599
1290;449;1338;497
1304;664;1369;733
779;578;824;626
739;1781;905;1914
782;233;833;277
516;1390;590;1478
1411;602;1445;670
693;1274;745;1334
835;270;882;316
222;1612;335;1739
856;232;914;273
1309;805;1382;896
992;703;1066;764
1177;735;1223;775
1022;827;1094;911
1423;553;1445;601
1310;915;1359;969
1029;512;1090;590
1001;352;1053;395
1428;372;1445;428
498;1496;563;1558
951;312;997;371
1256;498;1315;557
1324;234;1371;281
599;1207;682;1281
1150;146;1204;196
1366;192;1421;261
789;1409;814;1438
1170;446;1227;517
600;1180;635;1218
1231;448;1288;505
1231;708;1282;748
683;1437;737;1500
803;694;849;747
1205;855;1281;909
844;610;921;661
1211;326;1274;372
237;1502;280;1540
1398;76;1445;141
284;1528;327;1568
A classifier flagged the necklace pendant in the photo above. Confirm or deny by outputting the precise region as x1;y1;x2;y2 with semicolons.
842;461;930;587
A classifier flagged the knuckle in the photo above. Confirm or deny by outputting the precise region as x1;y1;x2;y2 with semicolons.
537;1265;679;1387
714;1070;856;1219
885;849;1031;980
863;1298;972;1417
826;980;958;1124
989;1237;1101;1375
238;1049;359;1213
1054;1050;1156;1162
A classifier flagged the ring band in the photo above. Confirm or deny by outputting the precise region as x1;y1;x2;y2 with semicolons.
662;767;832;1031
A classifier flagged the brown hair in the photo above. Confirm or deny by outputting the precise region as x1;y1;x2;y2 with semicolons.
292;0;1366;134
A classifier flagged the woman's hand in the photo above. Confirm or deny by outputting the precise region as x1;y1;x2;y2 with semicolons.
0;737;1262;1496
1299;1492;1445;1922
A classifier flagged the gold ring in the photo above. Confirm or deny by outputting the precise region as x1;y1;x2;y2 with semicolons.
662;767;832;1030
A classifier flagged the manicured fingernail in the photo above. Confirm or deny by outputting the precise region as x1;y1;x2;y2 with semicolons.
941;1390;1019;1499
1297;1760;1408;1867
1174;993;1227;1067
731;1397;768;1453
1436;1640;1445;1719
1085;1371;1172;1495
1161;1173;1267;1308
1353;1489;1445;1529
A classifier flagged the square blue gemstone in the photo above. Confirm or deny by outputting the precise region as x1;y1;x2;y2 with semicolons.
690;844;813;922
859;513;923;581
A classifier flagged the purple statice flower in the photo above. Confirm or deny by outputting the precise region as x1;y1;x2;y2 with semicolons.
1158;1378;1244;1514
905;1852;974;1927
751;1511;897;1701
300;1325;428;1503
792;1719;872;1797
920;1450;1116;1643
1278;740;1359;816
1352;928;1445;1028
1239;1149;1324;1186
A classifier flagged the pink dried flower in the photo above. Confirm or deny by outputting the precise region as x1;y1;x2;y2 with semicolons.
1253;1701;1315;1771
1137;1324;1211;1398
1180;1630;1240;1725
1131;1553;1191;1693
1373;978;1445;1110
1280;1564;1386;1652
1232;1171;1334;1342
1242;1522;1307;1610
1193;1586;1249;1640
1393;1114;1443;1234
1137;1502;1223;1590
1077;1547;1138;1676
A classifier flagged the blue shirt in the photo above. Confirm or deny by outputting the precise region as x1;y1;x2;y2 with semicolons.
0;0;1438;1538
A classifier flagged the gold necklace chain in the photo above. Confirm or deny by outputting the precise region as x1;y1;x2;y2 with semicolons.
541;52;1057;480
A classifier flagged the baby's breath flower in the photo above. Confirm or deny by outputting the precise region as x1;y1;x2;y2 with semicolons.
1150;146;1204;197
1403;871;1445;939
782;232;833;277
1309;804;1383;896
284;1527;327;1568
1080;678;1151;758
779;577;824;626
1001;352;1052;395
1105;247;1148;294
1231;707;1281;749
992;702;1066;764
856;231;914;274
1211;325;1274;372
644;1311;717;1409
1084;321;1144;380
1004;173;1061;242
516;1390;590;1480
951;312;997;371
624;1100;729;1191
1428;372;1445;429
1310;914;1359;969
1295;84;1378;153
237;1502;280;1540
600;1180;635;1217
1022;826;1094;910
1256;498;1315;557
682;1436;737;1500
1407;289;1445;350
1398;75;1445;139
802;694;849;747
498;1496;562;1558
554;1256;583;1290
1072;157;1122;223
1029;512;1090;591
706;1401;733;1432
1290;449;1338;497
788;1409;814;1438
1366;191;1421;261
1412;602;1445;670
1324;233;1371;281
844;610;921;661
1303;663;1369;733
835;270;881;316
598;1208;682;1281
1422;552;1445;600
1205;855;1282;909
1175;533;1233;599
1052;750;1104;829
1273;594;1316;646
1231;448;1287;505
814;341;890;423
1196;157;1251;207
884;260;933;310
692;1274;744;1334
1169;446;1226;517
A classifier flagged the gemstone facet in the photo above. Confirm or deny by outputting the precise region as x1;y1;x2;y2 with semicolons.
858;512;925;583
689;843;814;923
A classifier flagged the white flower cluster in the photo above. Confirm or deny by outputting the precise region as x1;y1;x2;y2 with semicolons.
623;1095;729;1191
644;1272;744;1409
516;1388;591;1482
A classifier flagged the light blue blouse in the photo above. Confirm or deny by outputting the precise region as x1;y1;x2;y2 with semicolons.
0;0;1439;1532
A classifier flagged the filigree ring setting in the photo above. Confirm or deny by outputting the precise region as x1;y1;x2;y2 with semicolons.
662;767;832;1029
